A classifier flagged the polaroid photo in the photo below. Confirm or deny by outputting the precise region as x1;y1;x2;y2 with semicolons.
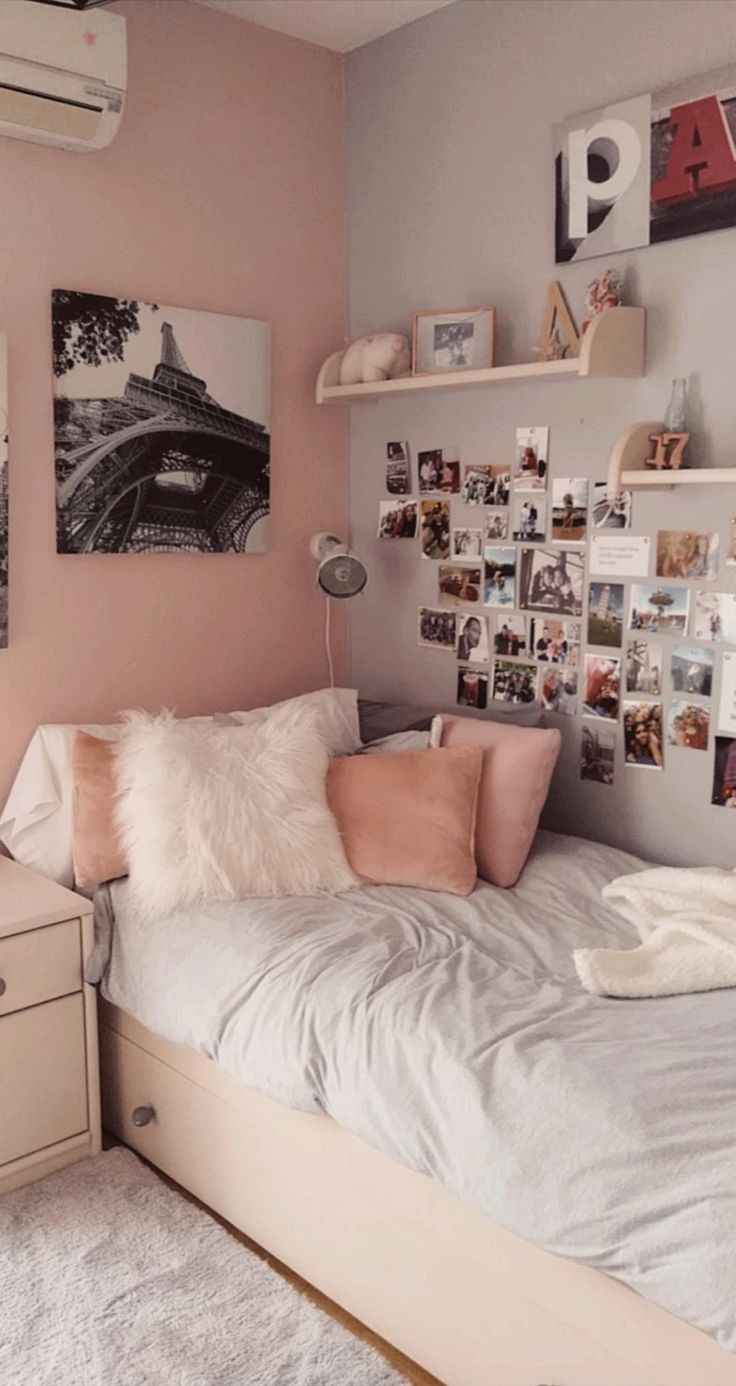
656;530;719;581
511;495;546;543
712;736;736;807
728;519;736;566
587;581;624;648
592;482;632;530
667;701;710;751
531;617;580;667
457;666;489;710
628;583;690;635
582;654;621;720
418;606;457;650
540;665;577;716
625;640;663;696
377;498;418;539
580;721;616;785
623;702;664;769
485;509;509;542
551;477;589;542
418;449;443;494
462;464;510;507
518;546;584;616
493;614;528;657
692;590;736;643
514;426;549;492
386;441;410;496
670;643;714;697
492;659;539;705
420;499;451;560
457;613;490;665
438;563;482;606
452;526;483;559
483;546;516;607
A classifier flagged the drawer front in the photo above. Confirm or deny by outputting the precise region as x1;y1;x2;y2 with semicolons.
0;993;88;1166
0;918;81;1018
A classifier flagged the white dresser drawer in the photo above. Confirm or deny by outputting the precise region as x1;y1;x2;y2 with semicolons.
0;919;81;1018
0;993;88;1167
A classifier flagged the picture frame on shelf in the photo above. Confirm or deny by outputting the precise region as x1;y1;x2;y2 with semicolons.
412;306;496;377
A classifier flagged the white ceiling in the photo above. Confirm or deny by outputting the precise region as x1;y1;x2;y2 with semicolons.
194;0;457;53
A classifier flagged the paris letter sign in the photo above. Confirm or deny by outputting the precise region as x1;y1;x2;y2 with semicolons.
555;66;736;261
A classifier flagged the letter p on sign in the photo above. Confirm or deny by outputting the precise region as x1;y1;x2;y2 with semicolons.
567;118;643;239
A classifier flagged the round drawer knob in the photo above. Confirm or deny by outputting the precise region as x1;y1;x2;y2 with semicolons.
0;978;6;997
131;1105;155;1128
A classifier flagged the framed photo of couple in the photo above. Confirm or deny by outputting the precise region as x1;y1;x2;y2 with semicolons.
412;306;496;376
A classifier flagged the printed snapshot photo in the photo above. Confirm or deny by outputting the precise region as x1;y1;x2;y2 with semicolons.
629;583;690;634
583;654;621;720
623;702;664;769
587;581;624;648
514;426;549;492
625;640;663;696
492;659;539;705
457;666;489;710
462;464;510;507
540;665;578;716
452;526;483;559
418;606;457;650
494;614;528;657
420;499;451;560
581;720;616;786
692;591;736;643
518;547;584;616
377;498;418;539
485;509;509;541
728;520;736;566
418;449;443;494
438;563;482;606
386;441;410;495
457;613;490;664
531;617;581;666
512;496;547;543
671;643;714;696
667;701;710;751
551;477;589;542
712;736;736;808
483;546;516;607
656;529;719;581
592;483;632;530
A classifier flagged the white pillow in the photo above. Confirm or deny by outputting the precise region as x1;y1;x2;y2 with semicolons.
228;688;360;757
115;705;358;918
357;717;443;756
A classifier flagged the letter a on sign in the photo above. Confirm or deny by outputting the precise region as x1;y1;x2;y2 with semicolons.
651;94;736;205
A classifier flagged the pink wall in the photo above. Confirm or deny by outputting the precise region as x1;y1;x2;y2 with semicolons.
0;0;347;805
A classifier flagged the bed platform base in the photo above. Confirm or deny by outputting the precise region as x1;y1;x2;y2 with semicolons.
99;999;736;1386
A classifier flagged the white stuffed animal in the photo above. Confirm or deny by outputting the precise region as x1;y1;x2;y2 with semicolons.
339;333;410;385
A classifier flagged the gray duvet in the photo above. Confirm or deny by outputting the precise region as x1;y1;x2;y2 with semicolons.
97;831;736;1357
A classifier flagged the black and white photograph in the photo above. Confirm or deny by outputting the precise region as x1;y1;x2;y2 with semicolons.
531;617;580;666
418;449;443;493
587;581;624;648
457;613;490;664
53;289;270;554
518;547;584;615
551;477;588;542
494;615;528;657
386;441;410;495
457;666;489;709
462;464;510;507
452;526;483;559
377;499;418;539
625;640;663;695
512;496;546;542
492;659;539;705
671;643;714;696
514;426;548;492
418;606;457;650
439;564;482;606
413;307;495;376
581;722;615;786
629;583;690;634
420;499;451;559
483;546;516;607
541;666;577;716
624;702;664;769
485;509;509;541
592;483;632;530
0;334;7;649
692;591;736;643
434;321;474;369
583;654;621;720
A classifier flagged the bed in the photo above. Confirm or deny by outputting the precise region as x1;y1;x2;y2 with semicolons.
95;829;736;1386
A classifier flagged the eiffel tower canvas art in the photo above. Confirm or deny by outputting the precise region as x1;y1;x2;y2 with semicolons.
52;290;270;554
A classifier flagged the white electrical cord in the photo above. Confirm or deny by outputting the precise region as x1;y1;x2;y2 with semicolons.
324;596;335;689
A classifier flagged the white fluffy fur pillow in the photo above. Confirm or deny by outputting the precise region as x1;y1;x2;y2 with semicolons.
115;706;357;918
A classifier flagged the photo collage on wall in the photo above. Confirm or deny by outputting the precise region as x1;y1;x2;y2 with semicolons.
378;431;736;802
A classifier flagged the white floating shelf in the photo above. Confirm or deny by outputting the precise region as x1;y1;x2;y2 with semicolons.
315;306;645;405
607;420;736;495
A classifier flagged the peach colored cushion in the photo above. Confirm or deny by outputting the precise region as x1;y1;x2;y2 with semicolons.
440;715;561;888
327;745;482;895
71;731;127;888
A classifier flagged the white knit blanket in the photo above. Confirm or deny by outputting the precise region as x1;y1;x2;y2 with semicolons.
574;866;736;998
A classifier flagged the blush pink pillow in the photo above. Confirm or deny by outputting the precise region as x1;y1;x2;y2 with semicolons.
440;716;561;888
71;731;127;888
327;745;482;895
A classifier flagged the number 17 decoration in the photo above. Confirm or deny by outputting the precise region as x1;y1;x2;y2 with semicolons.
555;65;736;262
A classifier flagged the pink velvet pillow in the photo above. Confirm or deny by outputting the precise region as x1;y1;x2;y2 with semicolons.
71;731;127;888
326;744;482;895
440;716;561;888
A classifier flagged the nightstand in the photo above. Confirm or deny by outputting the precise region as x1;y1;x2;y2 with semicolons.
0;856;101;1195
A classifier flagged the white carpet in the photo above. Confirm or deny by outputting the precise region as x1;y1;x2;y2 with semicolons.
0;1148;406;1386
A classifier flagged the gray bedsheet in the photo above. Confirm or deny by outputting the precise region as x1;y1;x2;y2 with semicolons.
97;831;736;1357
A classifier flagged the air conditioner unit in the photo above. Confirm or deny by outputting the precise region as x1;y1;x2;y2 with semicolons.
0;0;126;152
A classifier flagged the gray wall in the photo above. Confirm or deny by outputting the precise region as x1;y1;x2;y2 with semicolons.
345;0;736;868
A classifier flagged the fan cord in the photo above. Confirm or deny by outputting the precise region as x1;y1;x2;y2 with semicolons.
324;596;335;689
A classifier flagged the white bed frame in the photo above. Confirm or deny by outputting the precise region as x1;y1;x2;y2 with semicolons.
99;998;736;1386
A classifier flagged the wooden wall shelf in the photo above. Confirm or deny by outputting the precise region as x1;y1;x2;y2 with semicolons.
607;421;736;495
315;306;645;405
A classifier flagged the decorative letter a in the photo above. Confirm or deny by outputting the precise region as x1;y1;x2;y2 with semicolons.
652;94;736;206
